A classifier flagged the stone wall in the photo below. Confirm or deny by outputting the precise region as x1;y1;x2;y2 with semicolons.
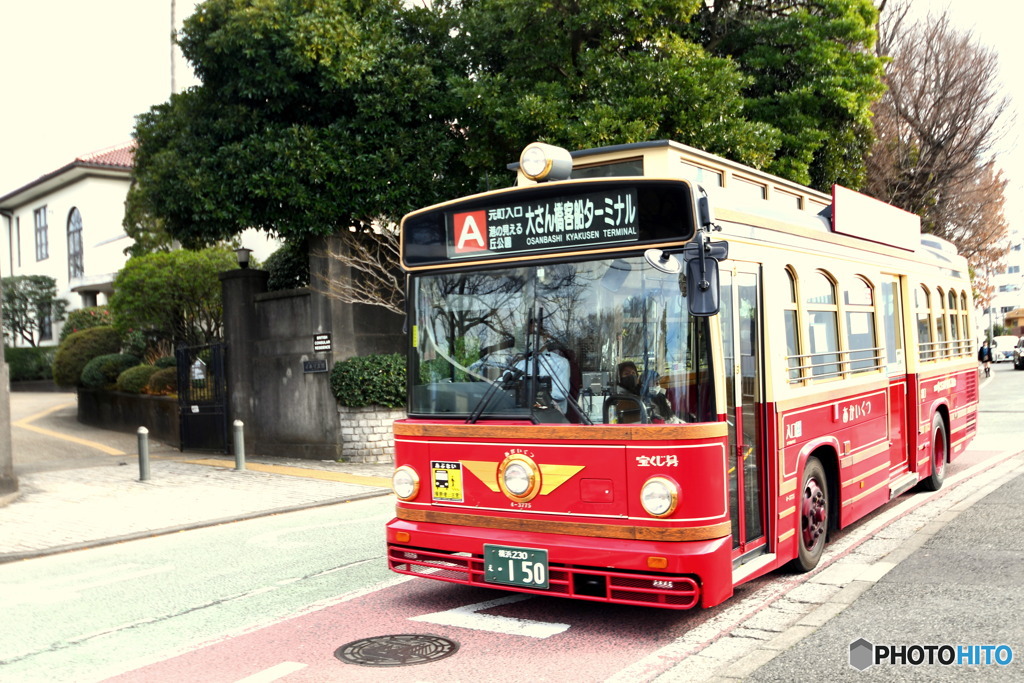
337;405;406;463
77;388;180;448
221;237;404;461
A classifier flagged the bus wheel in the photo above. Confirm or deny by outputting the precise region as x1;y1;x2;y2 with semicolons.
920;415;948;492
794;456;828;572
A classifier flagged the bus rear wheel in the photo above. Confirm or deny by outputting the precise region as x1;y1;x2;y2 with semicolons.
792;456;828;572
920;415;947;492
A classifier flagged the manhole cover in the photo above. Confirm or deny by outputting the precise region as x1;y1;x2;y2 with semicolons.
335;634;459;667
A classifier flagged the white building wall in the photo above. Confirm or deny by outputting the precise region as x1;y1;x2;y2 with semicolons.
3;174;132;343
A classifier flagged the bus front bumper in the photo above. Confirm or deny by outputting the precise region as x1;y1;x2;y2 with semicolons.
386;516;734;609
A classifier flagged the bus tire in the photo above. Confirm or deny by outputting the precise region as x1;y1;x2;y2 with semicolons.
792;456;828;572
920;415;948;492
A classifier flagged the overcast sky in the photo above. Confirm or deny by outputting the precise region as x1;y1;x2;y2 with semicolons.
0;1;200;195
1;0;1020;226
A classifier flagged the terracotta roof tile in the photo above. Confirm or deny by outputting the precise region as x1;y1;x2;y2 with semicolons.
76;141;136;169
0;141;136;206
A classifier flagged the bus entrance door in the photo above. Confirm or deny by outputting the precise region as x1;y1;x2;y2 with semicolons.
881;277;911;477
721;268;766;559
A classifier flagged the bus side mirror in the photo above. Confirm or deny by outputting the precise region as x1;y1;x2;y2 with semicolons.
697;195;715;229
686;256;720;316
683;238;728;317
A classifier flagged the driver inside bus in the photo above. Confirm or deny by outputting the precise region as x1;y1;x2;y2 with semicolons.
514;347;571;412
504;316;579;415
615;361;680;424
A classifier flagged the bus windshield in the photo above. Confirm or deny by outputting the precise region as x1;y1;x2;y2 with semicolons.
410;254;716;424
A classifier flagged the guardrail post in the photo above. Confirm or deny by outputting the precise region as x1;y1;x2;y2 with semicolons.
138;427;150;481
233;420;246;470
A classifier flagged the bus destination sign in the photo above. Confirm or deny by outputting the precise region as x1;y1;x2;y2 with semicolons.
447;188;639;259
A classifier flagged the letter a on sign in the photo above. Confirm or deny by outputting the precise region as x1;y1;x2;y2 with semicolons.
454;211;488;253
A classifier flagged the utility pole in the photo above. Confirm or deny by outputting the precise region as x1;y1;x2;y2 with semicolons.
170;0;177;95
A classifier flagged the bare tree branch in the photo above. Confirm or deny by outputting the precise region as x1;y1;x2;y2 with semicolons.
865;5;1014;284
312;225;405;315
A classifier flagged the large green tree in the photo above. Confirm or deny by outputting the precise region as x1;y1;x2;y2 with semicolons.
690;0;886;190
1;275;67;347
439;0;779;175
131;0;888;311
131;0;468;247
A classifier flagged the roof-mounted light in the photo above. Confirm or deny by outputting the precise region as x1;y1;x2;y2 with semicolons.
519;142;573;182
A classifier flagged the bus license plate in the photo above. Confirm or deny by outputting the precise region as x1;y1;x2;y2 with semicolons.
484;544;549;589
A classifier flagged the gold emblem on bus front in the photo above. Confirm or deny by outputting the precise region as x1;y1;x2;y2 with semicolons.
462;450;584;503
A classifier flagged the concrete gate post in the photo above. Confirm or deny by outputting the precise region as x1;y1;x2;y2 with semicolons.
220;268;269;446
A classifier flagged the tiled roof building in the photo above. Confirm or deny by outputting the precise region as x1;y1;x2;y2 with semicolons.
0;143;136;345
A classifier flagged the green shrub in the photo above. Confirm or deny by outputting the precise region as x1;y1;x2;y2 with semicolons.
121;329;148;359
155;355;177;369
330;353;406;408
59;306;113;343
81;353;141;389
147;367;178;395
4;346;57;382
116;364;160;393
52;326;121;387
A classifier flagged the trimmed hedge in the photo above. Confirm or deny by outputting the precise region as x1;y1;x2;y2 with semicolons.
147;367;178;396
53;326;121;387
116;364;160;393
330;353;405;409
81;354;141;389
4;346;57;382
155;355;177;369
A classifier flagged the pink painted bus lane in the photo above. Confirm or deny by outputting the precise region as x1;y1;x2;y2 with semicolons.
107;577;709;682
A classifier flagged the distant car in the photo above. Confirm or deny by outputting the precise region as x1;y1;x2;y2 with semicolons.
991;335;1020;363
1015;338;1024;370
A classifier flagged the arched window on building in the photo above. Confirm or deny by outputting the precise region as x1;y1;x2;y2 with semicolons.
67;208;84;280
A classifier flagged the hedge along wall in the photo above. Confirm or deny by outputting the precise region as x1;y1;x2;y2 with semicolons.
337;405;406;463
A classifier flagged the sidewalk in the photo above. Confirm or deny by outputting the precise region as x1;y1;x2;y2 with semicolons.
0;392;394;563
637;430;1024;681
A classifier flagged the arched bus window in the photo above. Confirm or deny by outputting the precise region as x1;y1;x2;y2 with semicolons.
845;277;878;373
783;267;802;382
934;287;948;357
947;289;960;356
916;285;934;361
805;271;840;378
960;292;970;357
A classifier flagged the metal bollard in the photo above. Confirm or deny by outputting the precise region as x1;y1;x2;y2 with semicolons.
233;420;246;470
138;426;150;481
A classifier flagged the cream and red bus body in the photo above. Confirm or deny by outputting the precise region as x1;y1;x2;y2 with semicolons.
767;367;976;566
386;140;979;609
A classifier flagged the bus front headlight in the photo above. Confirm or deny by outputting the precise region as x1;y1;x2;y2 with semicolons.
392;465;420;501
498;454;542;502
640;477;679;518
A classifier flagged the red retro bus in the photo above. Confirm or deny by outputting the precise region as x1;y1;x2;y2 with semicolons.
385;141;978;609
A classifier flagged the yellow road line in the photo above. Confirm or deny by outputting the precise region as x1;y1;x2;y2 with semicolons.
182;458;392;488
13;401;126;456
13;401;391;488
